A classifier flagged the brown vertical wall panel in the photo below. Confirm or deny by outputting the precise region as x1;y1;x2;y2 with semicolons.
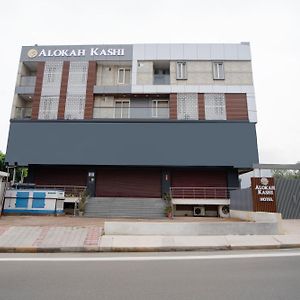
225;93;249;121
169;93;177;119
96;168;162;197
198;94;205;120
57;61;70;119
31;62;45;120
84;61;97;119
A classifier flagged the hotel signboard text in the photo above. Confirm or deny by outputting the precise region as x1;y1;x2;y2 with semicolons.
251;177;277;212
21;44;132;61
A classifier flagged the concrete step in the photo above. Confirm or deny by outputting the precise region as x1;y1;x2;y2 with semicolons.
84;197;166;218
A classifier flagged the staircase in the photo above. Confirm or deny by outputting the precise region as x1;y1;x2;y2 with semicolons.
84;197;166;218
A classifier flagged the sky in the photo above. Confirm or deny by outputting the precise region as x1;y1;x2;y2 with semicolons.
0;0;299;164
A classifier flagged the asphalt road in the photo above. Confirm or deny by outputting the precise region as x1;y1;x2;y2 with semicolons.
0;250;300;300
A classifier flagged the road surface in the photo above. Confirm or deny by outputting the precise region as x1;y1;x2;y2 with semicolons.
0;250;300;300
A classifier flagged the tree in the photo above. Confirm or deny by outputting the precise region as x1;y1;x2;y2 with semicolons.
272;169;300;179
0;152;5;172
0;152;28;182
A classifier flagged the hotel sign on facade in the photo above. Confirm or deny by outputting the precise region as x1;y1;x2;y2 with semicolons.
251;177;277;212
21;44;132;61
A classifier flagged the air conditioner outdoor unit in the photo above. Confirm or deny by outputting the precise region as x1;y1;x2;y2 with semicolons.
218;205;230;218
193;206;205;217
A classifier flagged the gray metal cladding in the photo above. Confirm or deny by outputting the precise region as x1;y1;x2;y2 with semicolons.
6;120;259;167
275;178;300;219
230;188;253;211
229;178;300;218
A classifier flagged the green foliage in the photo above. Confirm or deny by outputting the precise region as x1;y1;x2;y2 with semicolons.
0;152;28;182
272;169;300;179
78;190;89;212
16;168;28;182
163;192;173;217
0;152;5;172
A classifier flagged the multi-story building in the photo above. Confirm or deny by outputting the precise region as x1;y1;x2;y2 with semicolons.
5;43;259;217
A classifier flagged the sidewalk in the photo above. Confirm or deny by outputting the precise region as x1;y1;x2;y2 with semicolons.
0;216;300;252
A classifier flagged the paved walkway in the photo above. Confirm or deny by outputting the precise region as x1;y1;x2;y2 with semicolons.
0;216;300;252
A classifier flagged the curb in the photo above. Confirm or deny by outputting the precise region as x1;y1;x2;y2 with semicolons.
0;244;300;253
0;246;101;253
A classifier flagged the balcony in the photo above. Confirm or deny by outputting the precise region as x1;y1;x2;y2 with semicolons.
153;74;170;85
20;76;36;87
14;107;32;120
93;106;169;119
170;187;233;199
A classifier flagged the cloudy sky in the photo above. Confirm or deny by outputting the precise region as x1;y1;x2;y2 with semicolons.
0;0;299;164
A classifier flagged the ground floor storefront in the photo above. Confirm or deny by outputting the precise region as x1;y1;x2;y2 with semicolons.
27;165;240;198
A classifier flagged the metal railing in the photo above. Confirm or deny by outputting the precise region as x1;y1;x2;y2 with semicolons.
14;107;32;119
93;106;170;119
170;187;238;199
0;181;9;217
35;185;86;198
20;76;36;87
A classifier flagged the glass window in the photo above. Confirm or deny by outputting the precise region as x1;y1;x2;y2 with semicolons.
125;69;131;84
213;62;225;80
204;93;226;120
118;68;131;84
176;62;187;80
152;100;169;118
115;100;130;118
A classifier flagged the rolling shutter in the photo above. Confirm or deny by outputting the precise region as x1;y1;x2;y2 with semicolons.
96;168;161;198
171;169;227;187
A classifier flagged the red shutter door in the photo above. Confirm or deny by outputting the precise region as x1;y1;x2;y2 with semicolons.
33;166;87;186
171;169;227;187
96;168;161;198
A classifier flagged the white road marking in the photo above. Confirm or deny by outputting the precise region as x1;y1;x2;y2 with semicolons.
1;252;300;262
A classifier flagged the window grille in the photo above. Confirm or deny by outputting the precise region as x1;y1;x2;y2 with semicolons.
38;96;59;120
41;61;63;94
64;95;86;119
67;62;88;93
64;61;89;119
177;93;198;120
204;93;226;120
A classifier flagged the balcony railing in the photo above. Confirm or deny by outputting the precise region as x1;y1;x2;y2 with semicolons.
153;74;170;85
14;107;32;119
93;106;170;119
35;185;86;198
20;76;36;87
170;187;237;199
